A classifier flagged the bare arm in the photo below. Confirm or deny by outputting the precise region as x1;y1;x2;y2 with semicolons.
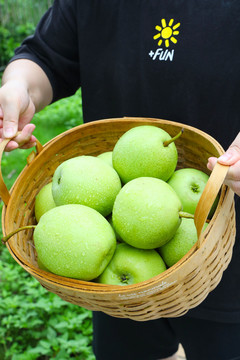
0;59;53;151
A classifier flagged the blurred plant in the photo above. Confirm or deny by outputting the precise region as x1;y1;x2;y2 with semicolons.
0;0;53;68
0;246;95;360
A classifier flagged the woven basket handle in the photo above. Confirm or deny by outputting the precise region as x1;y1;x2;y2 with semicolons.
0;133;43;206
194;162;229;248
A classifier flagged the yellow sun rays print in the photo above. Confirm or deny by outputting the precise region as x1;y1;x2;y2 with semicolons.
153;19;180;48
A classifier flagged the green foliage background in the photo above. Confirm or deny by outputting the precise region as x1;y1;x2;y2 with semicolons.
0;0;53;68
0;1;96;359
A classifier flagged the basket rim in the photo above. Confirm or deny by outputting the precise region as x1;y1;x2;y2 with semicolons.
33;117;227;152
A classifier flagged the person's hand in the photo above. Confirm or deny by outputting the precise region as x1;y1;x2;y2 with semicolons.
0;80;37;151
207;133;240;196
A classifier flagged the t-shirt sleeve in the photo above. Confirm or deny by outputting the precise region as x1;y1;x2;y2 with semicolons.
9;0;80;102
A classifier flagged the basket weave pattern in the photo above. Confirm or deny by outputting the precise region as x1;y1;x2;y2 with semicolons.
2;118;236;321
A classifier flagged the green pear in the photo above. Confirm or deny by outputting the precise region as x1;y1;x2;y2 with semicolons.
159;218;208;267
34;182;56;222
52;155;122;217
37;257;50;272
112;177;183;249
167;168;219;217
112;125;180;184
98;243;166;285
97;151;113;167
34;204;117;280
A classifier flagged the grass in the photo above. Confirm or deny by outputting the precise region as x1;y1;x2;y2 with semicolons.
0;0;53;68
0;0;52;28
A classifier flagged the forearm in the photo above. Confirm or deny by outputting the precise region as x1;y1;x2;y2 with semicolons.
2;59;53;112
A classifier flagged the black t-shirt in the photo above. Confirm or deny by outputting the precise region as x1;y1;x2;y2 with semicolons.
11;0;240;323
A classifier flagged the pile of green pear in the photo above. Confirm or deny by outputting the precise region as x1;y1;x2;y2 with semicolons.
29;125;216;286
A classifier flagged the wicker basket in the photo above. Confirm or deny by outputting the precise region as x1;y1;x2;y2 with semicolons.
0;117;236;321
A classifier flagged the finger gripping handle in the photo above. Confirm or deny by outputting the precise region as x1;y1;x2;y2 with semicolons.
194;162;229;248
0;134;43;206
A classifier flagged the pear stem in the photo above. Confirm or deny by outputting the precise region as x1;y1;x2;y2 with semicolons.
1;225;36;244
179;211;195;220
163;128;184;147
179;211;210;223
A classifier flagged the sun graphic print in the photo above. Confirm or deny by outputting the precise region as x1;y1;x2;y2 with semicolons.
153;19;180;48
